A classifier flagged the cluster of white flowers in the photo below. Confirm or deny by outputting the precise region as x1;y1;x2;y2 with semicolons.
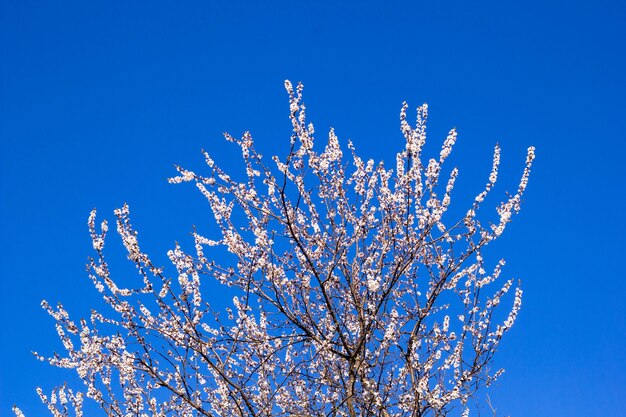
20;82;534;417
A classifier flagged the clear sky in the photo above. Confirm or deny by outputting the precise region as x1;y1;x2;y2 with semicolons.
1;1;625;416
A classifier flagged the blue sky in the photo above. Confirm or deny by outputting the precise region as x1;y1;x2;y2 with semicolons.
1;1;625;416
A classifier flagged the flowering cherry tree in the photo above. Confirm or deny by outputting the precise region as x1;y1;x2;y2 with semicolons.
16;82;535;417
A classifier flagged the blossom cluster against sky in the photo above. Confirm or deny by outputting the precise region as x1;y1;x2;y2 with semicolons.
1;1;625;416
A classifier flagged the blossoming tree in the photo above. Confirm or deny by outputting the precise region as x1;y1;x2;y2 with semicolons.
16;82;535;417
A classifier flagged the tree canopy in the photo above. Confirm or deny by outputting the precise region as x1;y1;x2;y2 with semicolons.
16;82;535;417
